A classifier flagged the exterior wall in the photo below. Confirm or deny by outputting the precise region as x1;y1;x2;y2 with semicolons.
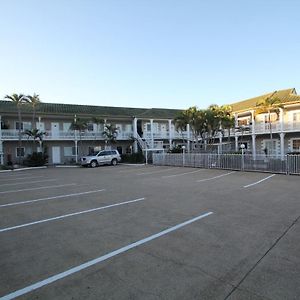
0;111;184;164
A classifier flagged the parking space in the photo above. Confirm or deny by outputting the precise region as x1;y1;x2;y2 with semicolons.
0;166;299;299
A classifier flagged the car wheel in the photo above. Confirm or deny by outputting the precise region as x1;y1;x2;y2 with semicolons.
111;158;118;166
90;160;98;168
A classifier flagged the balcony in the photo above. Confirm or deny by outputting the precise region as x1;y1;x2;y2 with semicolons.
232;121;300;136
0;130;134;141
142;131;189;140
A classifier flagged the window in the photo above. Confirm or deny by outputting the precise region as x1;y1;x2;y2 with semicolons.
264;140;278;155
16;147;25;157
16;122;23;130
16;122;32;130
293;112;300;122
292;139;300;151
64;147;77;156
87;123;94;131
63;123;71;131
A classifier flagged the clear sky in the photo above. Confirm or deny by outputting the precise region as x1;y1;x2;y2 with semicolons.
0;0;299;109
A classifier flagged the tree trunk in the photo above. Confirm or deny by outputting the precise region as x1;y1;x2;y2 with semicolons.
17;107;22;165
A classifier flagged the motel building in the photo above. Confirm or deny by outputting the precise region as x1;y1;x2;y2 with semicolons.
0;103;185;165
0;88;300;165
231;88;300;160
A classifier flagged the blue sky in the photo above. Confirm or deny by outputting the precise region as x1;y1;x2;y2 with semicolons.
0;0;299;109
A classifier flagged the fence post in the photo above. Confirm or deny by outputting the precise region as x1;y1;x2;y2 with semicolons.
182;146;186;167
241;143;245;171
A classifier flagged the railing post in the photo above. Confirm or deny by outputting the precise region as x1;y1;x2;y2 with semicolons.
0;115;3;165
241;144;245;171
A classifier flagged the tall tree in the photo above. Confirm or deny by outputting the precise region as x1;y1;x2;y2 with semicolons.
26;93;41;128
24;128;46;152
4;94;27;164
92;117;104;140
256;94;283;141
102;124;118;147
70;117;88;156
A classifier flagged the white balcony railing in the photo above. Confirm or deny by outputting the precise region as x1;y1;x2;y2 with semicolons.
0;130;134;141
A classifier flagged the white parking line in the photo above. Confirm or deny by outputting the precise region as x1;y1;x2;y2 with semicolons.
243;174;276;188
196;171;236;182
118;166;153;173
0;189;106;208
0;176;42;182
0;211;213;300
163;169;203;178
0;179;56;187
0;183;76;194
137;168;177;175
0;197;146;233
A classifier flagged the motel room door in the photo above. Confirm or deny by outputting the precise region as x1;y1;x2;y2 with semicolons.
52;146;61;164
51;122;60;138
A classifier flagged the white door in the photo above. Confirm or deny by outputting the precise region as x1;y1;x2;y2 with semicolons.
52;146;61;164
36;122;45;131
51;122;60;138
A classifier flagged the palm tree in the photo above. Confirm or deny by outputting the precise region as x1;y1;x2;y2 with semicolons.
256;93;283;147
92;117;104;140
4;94;27;164
26;93;41;127
70;117;88;156
102;124;118;147
24;128;46;152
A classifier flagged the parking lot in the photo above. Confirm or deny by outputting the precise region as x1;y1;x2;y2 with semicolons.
0;165;299;300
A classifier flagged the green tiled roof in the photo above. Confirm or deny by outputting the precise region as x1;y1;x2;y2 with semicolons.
231;88;300;112
0;101;182;119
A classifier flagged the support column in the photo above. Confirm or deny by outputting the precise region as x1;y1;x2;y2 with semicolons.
279;108;284;132
252;134;256;159
235;135;238;151
251;111;256;159
150;119;154;149
280;132;285;160
0;115;3;165
218;129;223;154
168;119;172;149
133;117;138;153
187;124;190;153
74;115;78;163
234;113;238;151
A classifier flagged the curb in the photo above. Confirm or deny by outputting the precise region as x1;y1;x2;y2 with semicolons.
0;166;47;173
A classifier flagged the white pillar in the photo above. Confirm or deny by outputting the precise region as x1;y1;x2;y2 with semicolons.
251;111;256;159
252;134;256;159
0;115;3;165
218;129;222;154
187;124;190;153
280;132;285;160
234;113;238;151
74;115;78;163
133;117;138;153
150;119;154;149
235;135;238;151
168;119;172;149
279;108;284;132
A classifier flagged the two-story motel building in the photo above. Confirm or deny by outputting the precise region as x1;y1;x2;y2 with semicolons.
1;88;300;165
0;102;185;165
232;88;300;159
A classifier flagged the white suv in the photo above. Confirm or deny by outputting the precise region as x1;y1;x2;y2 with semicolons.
81;150;121;168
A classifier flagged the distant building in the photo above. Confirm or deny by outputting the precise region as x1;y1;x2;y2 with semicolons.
0;102;185;165
231;88;300;159
1;88;300;165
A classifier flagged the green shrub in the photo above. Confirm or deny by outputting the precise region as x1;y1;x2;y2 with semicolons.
0;165;10;170
121;152;145;163
23;152;48;167
168;146;183;153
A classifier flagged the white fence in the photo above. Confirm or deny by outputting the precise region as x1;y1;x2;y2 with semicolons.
153;153;300;175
